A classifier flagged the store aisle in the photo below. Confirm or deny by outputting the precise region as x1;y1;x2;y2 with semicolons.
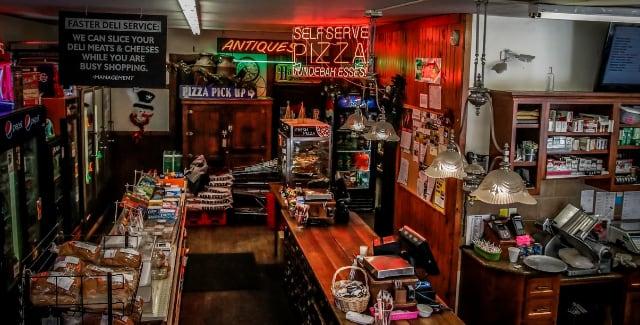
179;225;296;324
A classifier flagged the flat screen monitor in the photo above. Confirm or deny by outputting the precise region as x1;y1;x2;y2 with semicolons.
398;226;440;275
595;23;640;92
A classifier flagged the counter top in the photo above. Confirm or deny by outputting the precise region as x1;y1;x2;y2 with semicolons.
460;247;630;285
271;184;463;325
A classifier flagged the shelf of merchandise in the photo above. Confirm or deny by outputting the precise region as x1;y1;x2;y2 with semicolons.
545;174;611;180
546;150;609;155
618;145;640;150
515;123;540;129
490;91;640;193
547;132;612;137
512;161;537;167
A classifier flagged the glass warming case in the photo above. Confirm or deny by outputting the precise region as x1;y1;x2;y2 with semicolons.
279;119;332;187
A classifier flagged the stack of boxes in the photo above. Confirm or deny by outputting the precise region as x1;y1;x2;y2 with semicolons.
546;156;606;178
548;110;613;133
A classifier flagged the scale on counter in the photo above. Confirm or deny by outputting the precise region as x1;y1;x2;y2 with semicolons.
608;219;640;254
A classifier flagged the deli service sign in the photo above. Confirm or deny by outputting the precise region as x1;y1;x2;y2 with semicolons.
59;11;167;88
291;25;369;79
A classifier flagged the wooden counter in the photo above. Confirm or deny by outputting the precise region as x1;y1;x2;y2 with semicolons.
459;248;640;325
271;184;463;325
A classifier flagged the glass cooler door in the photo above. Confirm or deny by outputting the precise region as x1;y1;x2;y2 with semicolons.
22;138;42;257
335;131;372;190
81;89;95;213
1;148;22;284
66;116;81;231
50;142;64;225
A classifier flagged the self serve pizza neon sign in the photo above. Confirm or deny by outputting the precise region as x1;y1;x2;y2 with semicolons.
291;25;369;79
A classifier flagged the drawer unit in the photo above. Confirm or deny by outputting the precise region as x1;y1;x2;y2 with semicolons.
523;298;556;322
526;277;558;299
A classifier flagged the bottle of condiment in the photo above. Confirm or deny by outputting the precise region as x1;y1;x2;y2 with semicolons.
545;67;555;92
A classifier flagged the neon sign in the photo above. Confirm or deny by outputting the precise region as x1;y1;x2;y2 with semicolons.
218;38;295;55
291;25;369;79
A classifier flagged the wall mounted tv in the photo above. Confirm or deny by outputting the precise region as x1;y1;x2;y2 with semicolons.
595;23;640;92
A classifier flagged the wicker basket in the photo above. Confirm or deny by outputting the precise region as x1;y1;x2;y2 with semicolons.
331;266;370;313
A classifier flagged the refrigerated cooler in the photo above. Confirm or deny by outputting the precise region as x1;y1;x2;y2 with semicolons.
0;106;52;289
42;96;84;234
332;94;376;211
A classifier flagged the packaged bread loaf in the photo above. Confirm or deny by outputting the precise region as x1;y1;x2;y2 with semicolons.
53;255;85;274
100;248;141;269
82;274;135;309
84;264;139;287
62;312;135;325
30;271;80;306
56;241;101;263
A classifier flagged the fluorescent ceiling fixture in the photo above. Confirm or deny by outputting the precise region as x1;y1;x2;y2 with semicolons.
178;0;200;35
529;4;640;23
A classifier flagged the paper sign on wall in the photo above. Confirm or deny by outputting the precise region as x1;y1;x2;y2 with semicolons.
415;58;441;83
59;11;167;87
419;93;429;108
398;158;409;185
429;85;442;110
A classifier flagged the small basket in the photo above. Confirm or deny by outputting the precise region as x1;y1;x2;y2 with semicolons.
331;266;370;313
474;244;502;261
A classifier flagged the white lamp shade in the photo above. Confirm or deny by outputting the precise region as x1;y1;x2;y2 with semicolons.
470;168;537;205
425;150;467;179
340;109;367;132
363;119;400;141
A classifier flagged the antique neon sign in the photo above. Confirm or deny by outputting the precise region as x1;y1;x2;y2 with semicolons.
217;38;295;55
291;25;369;79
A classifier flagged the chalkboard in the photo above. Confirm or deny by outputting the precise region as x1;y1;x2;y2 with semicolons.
59;11;167;88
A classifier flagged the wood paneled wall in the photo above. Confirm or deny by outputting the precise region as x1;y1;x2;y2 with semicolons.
375;14;471;306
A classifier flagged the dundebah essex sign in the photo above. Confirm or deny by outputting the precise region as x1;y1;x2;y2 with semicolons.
179;85;257;99
59;11;167;88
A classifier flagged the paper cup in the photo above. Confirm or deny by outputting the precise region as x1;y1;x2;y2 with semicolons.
359;245;368;257
508;247;520;263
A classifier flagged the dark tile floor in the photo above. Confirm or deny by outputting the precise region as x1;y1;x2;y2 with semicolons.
179;225;296;324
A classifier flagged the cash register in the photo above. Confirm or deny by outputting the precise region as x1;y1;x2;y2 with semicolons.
608;219;640;254
361;226;440;309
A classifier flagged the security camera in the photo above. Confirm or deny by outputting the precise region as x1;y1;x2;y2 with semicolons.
365;9;383;18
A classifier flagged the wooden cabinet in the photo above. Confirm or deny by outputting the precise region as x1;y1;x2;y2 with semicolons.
181;98;272;168
490;91;640;193
624;273;640;325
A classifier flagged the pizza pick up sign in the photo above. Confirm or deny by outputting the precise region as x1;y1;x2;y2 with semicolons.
180;85;256;99
59;12;167;88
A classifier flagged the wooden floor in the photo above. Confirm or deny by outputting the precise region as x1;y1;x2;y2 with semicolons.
179;225;295;324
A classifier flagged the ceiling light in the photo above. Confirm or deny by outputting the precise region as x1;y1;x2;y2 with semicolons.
529;4;640;23
467;0;490;115
425;133;467;179
470;144;537;205
363;113;400;142
178;0;200;35
340;107;367;132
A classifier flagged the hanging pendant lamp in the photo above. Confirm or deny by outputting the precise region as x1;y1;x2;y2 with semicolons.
470;144;537;205
339;107;367;132
363;112;400;141
425;133;467;179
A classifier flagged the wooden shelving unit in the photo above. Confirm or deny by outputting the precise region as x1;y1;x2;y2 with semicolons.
546;150;609;155
513;161;537;167
490;91;640;194
547;132;611;137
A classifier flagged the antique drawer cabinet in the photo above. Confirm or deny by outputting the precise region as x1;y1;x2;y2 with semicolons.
181;98;273;168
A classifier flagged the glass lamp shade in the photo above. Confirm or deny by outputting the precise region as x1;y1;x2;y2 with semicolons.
425;149;467;179
340;108;367;132
470;146;537;205
363;114;400;142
